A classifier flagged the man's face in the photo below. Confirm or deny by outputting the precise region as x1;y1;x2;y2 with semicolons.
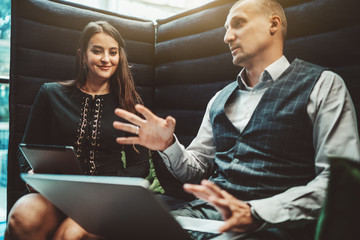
224;0;272;67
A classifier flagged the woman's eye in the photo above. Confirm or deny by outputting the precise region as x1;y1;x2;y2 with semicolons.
110;51;117;56
92;49;101;54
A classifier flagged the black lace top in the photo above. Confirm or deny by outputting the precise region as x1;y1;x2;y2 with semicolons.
19;82;149;177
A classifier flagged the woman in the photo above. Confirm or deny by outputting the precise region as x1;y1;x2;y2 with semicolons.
5;21;149;240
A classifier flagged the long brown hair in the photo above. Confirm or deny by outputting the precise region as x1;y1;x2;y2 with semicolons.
73;21;142;113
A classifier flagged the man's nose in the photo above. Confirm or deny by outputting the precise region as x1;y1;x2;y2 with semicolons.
224;28;234;44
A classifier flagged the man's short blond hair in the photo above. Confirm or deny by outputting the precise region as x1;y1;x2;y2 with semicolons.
231;0;288;39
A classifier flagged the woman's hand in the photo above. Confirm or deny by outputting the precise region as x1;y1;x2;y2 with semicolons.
184;180;260;233
26;169;37;193
113;104;176;151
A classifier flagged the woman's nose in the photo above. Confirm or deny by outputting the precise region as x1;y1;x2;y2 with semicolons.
101;53;109;63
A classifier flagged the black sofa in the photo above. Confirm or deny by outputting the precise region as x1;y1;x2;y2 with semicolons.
8;0;360;215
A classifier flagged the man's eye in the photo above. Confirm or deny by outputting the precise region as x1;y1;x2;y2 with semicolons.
231;19;243;28
233;21;242;27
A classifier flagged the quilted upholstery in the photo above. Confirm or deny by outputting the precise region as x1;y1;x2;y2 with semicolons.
8;0;360;209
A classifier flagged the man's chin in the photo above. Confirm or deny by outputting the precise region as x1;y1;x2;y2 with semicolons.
232;59;245;67
232;55;248;67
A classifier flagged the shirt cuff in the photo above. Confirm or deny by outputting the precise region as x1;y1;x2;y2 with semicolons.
158;134;184;172
248;203;268;231
248;197;289;224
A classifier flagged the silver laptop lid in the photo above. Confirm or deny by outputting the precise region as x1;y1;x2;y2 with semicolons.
21;174;191;240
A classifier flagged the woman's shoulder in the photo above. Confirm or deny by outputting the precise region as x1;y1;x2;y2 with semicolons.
41;81;76;94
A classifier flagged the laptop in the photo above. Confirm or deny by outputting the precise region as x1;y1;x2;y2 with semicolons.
21;174;193;239
19;143;83;174
21;174;245;240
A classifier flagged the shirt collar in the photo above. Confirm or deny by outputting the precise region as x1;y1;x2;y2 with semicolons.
237;56;290;90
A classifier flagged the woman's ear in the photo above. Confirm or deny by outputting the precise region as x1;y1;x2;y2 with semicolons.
270;15;281;35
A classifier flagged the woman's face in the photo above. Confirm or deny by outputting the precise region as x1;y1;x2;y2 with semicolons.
84;32;120;82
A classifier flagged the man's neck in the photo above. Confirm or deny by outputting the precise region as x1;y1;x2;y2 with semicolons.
243;52;283;87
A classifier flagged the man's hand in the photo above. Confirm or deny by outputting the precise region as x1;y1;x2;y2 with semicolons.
113;104;176;151
183;180;260;233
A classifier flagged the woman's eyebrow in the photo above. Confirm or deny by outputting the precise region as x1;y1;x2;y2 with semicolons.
91;45;118;50
91;45;104;50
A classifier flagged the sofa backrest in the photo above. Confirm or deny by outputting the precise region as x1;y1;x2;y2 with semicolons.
9;0;360;208
154;0;360;148
154;0;239;146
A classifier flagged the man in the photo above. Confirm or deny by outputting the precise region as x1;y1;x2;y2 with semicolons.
113;0;360;239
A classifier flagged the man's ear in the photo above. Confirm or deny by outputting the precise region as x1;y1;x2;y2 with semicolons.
270;15;281;35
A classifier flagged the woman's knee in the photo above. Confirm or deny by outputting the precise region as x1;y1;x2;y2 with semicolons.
53;218;87;240
53;218;104;240
7;193;63;237
57;226;85;240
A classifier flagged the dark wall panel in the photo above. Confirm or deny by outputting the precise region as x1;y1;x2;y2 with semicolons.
156;27;228;64
154;81;231;111
285;0;360;40
16;0;155;43
155;53;240;86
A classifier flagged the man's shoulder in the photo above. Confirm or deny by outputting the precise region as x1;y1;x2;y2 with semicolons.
318;70;345;89
292;58;327;71
293;59;345;83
